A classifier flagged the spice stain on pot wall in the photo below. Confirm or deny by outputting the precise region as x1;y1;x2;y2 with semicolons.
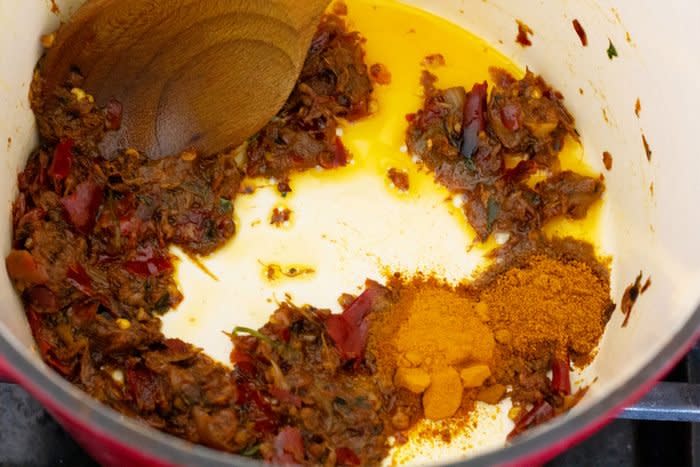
515;20;533;47
620;272;651;327
642;133;652;161
572;19;588;47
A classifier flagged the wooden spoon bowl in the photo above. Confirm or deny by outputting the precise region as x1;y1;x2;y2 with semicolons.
41;0;329;158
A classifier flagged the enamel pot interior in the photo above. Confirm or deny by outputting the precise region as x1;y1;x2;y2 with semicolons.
1;0;700;465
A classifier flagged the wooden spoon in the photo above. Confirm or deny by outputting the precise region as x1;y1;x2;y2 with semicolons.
41;0;330;158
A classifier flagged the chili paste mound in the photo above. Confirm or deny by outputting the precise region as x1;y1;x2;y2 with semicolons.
6;7;612;467
406;69;604;243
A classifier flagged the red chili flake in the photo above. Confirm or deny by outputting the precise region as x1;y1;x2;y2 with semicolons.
236;381;277;434
67;263;93;296
270;207;291;227
119;212;143;237
621;272;643;327
277;180;292;197
602;151;613;171
269;387;302;408
635;98;642;118
71;302;98;327
504;160;537;183
333;138;349;167
551;354;572;395
272;427;305;464
336;447;361;465
572;19;588;46
500;103;521;131
5;249;49;285
48;139;74;182
325;285;382;362
405;113;416;123
27;307;74;375
369;63;392;85
230;348;254;367
516;20;534;47
319;138;349;169
421;53;446;68
642;134;652;161
164;338;190;354
28;286;58;313
60;181;104;233
126;366;165;412
507;401;554;441
124;246;173;277
461;82;488;158
387;168;409;191
104;98;123;130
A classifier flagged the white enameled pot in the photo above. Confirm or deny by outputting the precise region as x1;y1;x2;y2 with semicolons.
1;1;699;465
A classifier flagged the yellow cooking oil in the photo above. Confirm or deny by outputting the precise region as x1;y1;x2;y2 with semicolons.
282;0;603;248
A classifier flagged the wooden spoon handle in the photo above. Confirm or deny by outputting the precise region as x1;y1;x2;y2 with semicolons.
41;0;330;158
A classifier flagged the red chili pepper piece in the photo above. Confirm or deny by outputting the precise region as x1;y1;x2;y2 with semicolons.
320;138;349;169
27;286;58;313
124;246;173;277
269;387;302;408
507;400;554;441
5;249;49;285
60;181;104;233
105;98;123;130
71;302;98;327
325;285;381;362
236;381;277;434
504;159;537;183
126;366;165;412
48;139;74;182
26;307;74;376
500;103;521;131
461;82;488;158
336;447;361;466
272;426;305;464
67;263;93;296
551;354;572;395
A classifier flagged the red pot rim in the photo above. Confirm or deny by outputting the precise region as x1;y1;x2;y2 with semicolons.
1;304;699;466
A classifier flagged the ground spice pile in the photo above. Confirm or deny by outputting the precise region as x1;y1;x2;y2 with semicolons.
367;246;613;427
368;279;494;422
482;254;611;365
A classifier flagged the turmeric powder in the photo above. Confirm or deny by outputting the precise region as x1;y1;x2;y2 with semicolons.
368;278;495;421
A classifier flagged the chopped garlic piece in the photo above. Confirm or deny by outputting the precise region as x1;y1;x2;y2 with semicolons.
71;88;94;103
112;369;125;385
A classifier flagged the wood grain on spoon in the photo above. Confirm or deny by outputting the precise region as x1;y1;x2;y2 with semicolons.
41;0;330;159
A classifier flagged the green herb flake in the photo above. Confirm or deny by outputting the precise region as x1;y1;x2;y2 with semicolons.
486;197;500;233
219;197;233;213
230;326;275;346
154;293;171;313
606;39;618;60
241;444;261;457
